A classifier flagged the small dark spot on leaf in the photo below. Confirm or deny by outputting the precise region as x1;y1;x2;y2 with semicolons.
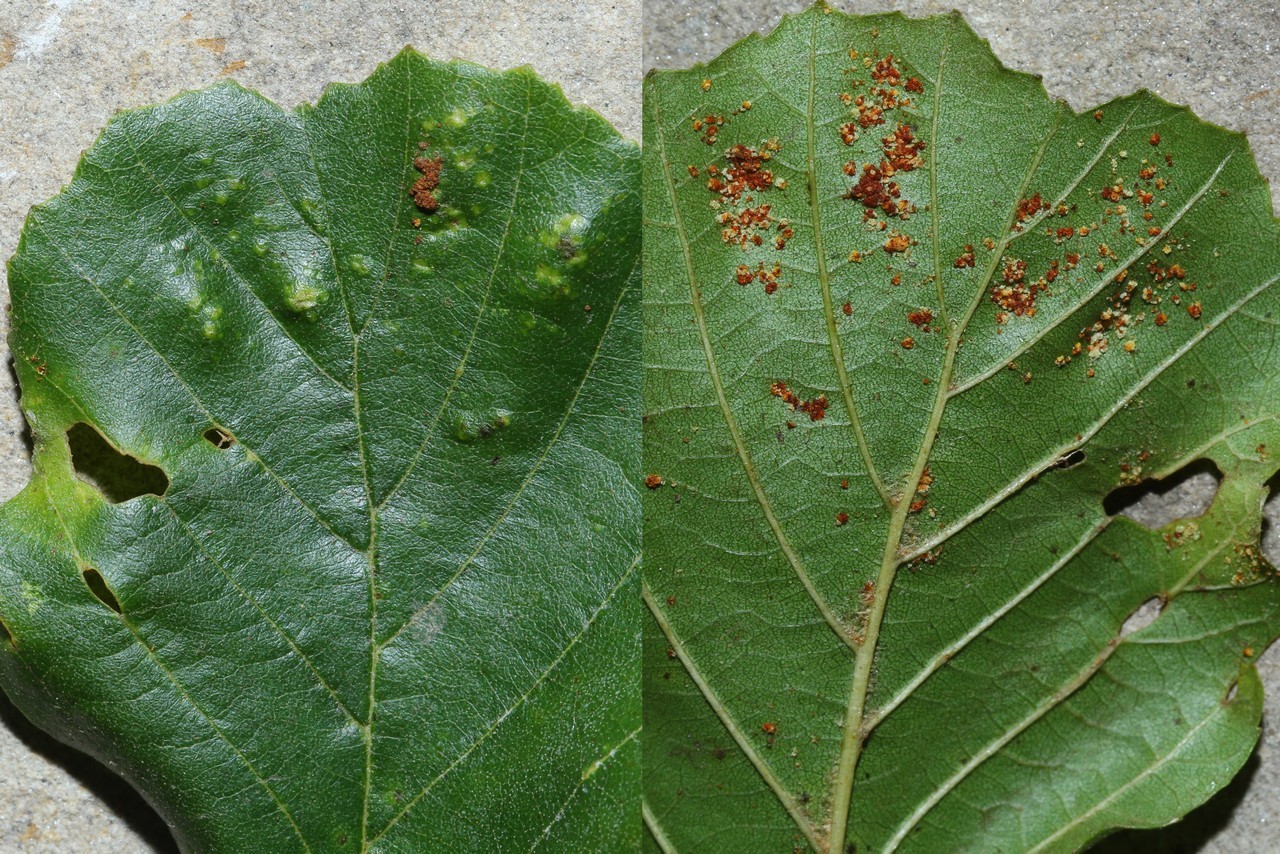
82;566;122;614
67;423;169;503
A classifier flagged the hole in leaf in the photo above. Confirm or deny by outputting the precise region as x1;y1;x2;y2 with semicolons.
1225;680;1240;705
1102;458;1222;529
1261;470;1280;566
203;427;235;450
67;423;169;503
1120;596;1162;638
81;566;122;614
1052;448;1086;470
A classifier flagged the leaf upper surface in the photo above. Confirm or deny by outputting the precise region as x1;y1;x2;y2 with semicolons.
642;6;1280;851
0;50;640;852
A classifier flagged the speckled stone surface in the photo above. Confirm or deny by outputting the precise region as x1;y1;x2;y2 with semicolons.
646;2;1280;851
0;1;638;850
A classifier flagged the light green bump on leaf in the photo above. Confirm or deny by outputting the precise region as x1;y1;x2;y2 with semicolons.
642;5;1280;853
0;48;640;852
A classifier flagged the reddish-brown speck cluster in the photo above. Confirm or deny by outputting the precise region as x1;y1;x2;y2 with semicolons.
884;231;911;254
410;156;443;212
835;512;849;526
1015;193;1050;227
736;263;784;294
990;258;1046;317
645;474;664;489
954;245;976;268
883;125;925;172
770;381;828;421
907;308;935;331
692;114;725;146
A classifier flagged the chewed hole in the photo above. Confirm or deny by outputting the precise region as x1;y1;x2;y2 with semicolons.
67;423;169;503
1103;458;1222;529
1052;448;1086;470
1120;596;1162;638
81;566;122;614
1261;470;1280;565
203;427;235;450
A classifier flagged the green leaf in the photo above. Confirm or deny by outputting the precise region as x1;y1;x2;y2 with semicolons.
0;50;640;851
641;4;1280;851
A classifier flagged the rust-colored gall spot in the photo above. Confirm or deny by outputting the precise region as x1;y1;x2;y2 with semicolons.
882;124;925;172
860;581;876;607
990;258;1045;317
840;479;850;490
410;156;443;212
770;382;827;421
900;337;915;350
907;308;934;331
1150;133;1161;146
842;301;853;316
761;722;777;735
835;512;849;526
645;474;664;489
1015;193;1050;224
905;77;923;94
883;232;910;254
1094;110;1104;121
1187;301;1202;319
954;245;976;268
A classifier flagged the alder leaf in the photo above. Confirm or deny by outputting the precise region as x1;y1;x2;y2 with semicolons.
642;5;1280;851
0;50;640;851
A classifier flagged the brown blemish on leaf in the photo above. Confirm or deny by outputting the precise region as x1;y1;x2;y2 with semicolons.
410;156;443;212
645;474;664;489
906;308;934;331
954;245;976;268
835;512;849;526
770;382;828;422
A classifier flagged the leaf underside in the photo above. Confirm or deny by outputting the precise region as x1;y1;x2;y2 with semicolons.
0;51;640;852
642;5;1280;852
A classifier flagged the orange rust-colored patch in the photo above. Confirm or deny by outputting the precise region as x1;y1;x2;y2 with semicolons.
954;245;975;268
900;337;915;350
882;124;925;172
842;301;853;316
907;308;934;331
770;382;828;422
410;156;443;212
883;232;910;254
1015;193;1050;224
835;512;849;526
1187;301;1203;319
645;474;664;489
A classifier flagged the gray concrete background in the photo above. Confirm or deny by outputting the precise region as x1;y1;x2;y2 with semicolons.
647;1;1280;851
0;1;637;850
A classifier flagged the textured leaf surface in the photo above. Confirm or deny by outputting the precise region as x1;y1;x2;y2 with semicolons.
0;51;640;851
642;5;1280;851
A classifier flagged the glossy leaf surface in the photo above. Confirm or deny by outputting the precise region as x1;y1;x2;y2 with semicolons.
0;51;640;852
642;5;1280;851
